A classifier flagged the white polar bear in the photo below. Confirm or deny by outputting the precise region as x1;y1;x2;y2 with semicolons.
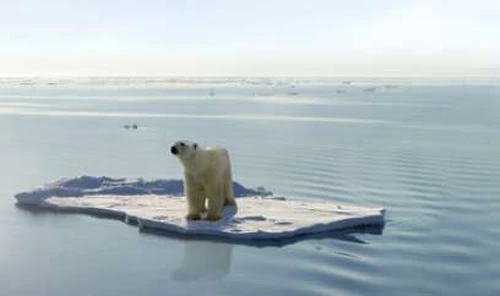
170;140;237;221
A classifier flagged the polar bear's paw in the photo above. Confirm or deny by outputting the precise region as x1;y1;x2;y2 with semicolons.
206;213;222;221
186;213;202;221
224;199;236;206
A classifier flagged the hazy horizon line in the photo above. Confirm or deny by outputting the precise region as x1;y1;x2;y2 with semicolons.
1;74;499;79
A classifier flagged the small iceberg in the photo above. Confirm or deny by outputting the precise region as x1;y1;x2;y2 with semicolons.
15;176;385;245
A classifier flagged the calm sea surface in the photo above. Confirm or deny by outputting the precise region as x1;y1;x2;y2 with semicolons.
1;77;500;295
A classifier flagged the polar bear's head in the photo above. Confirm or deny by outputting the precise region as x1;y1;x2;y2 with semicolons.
170;141;199;160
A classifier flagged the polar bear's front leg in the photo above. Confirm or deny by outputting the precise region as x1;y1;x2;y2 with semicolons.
184;173;203;220
206;183;224;221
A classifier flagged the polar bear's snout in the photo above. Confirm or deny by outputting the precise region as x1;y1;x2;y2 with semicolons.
171;141;197;156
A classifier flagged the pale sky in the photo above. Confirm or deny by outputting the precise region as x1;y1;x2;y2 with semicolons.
1;0;499;77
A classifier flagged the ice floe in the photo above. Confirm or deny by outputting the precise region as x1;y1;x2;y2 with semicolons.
15;176;385;244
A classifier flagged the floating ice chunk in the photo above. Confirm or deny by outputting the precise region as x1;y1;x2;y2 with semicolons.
33;195;384;242
14;176;385;244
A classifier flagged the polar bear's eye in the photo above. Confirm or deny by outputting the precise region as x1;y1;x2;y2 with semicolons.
180;142;186;147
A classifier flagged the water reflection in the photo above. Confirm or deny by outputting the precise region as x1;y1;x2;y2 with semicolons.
171;241;233;282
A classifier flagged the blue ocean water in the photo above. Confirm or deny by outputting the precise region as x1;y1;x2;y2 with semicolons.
1;77;500;295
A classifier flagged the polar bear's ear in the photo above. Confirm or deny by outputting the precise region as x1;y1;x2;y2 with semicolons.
193;143;198;149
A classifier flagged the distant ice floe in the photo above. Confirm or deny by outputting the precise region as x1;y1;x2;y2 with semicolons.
15;176;385;245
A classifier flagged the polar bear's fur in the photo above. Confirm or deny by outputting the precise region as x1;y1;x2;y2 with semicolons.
170;141;236;221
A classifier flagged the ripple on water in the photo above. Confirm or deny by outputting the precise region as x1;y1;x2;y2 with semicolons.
3;84;500;296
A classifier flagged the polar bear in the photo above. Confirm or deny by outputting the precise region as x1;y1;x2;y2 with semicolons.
170;140;236;221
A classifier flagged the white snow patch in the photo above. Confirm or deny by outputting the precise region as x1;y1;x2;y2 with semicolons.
38;195;384;240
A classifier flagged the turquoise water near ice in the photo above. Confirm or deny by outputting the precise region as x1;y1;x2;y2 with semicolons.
1;78;500;295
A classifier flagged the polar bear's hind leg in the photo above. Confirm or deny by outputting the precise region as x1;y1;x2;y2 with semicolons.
223;175;236;206
206;184;224;221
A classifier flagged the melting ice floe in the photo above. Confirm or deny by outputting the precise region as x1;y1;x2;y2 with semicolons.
15;176;385;243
